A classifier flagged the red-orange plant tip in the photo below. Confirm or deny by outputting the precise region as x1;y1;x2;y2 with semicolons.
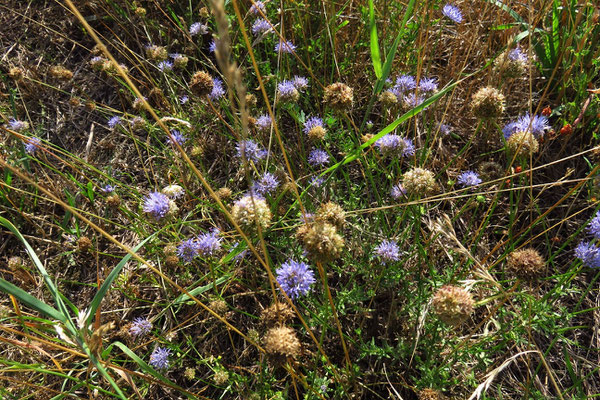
515;166;522;173
560;124;573;135
505;179;511;184
542;106;552;116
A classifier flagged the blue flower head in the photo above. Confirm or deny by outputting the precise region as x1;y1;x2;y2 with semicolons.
236;139;267;163
158;61;173;72
274;40;296;54
197;229;222;257
252;18;271;35
209;77;225;100
107;116;121;129
276;259;316;300
391;183;406;199
8;118;29;132
575;241;600;269
308;149;330;166
129;317;152;337
149;347;171;370
587;211;600;239
177;238;200;262
252;172;280;195
374;240;401;264
256;114;272;132
292;76;308;90
24;137;41;154
457;171;482;187
249;1;266;14
442;4;463;23
393;74;417;94
189;22;208;36
209;40;217;53
375;135;415;157
419;77;438;93
508;47;528;63
143;192;171;221
167;129;187;146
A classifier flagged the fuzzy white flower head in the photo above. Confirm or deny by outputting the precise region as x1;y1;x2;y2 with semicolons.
161;184;185;199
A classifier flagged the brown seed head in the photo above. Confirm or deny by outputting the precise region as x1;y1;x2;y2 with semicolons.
308;125;327;141
494;49;527;78
246;93;257;108
379;90;398;107
49;65;74;81
264;326;301;358
323;82;354;111
296;221;344;263
145;45;168;62
418;388;446;400
403;168;436;196
432;285;474;326
261;302;295;326
215;187;233;201
77;236;92;252
106;194;121;208
471;86;505;120
9;67;25;81
231;195;272;234
506;130;539;156
190;71;214;97
506;248;545;280
316;201;345;230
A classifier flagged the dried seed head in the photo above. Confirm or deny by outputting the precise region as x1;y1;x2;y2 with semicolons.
77;236;92;252
145;45;168;61
215;187;232;201
477;161;503;181
418;388;446;400
296;221;344;263
315;201;345;230
9;67;25;81
403;168;436;196
246;93;257;108
494;48;528;79
106;194;121;208
190;71;214;97
261;303;295;327
432;285;474;326
264;326;301;359
231;195;272;234
471;87;505;120
379;90;398;107
173;55;189;69
208;299;228;316
165;255;179;268
49;65;73;81
164;244;178;256
506;248;545;280
213;370;229;385
134;7;146;17
8;256;24;270
506;130;539;156
323;82;354;111
85;101;96;111
184;367;196;380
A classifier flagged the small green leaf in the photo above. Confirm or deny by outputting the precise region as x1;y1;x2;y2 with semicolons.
368;0;382;79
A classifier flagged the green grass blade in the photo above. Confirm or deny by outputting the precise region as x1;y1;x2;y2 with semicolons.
86;233;157;326
368;0;382;79
0;278;65;322
173;273;232;305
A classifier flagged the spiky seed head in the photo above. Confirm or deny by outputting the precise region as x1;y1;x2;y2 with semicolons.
213;370;229;385
506;130;539;156
323;82;354;111
315;202;345;230
134;7;146;16
264;326;301;359
49;65;73;81
477;161;503;181
215;187;232;201
231;195;272;234
9;67;24;81
106;194;121;208
296;221;344;263
190;71;214;97
432;285;474;326
403;168;436;196
85;101;96;111
471;86;505;119
246;93;257;108
379;90;398;107
494;49;527;78
199;7;210;18
165;255;179;268
208;299;228;316
506;248;545;280
418;388;446;400
184;367;196;380
145;45;168;61
261;303;295;327
308;125;327;141
8;256;24;270
173;55;189;69
77;236;92;252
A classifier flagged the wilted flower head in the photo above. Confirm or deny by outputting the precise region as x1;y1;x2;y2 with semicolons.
197;229;222;257
506;248;546;280
292;76;309;90
143;192;171;221
129;317;152;337
264;326;301;360
296;221;344;263
162;184;184;199
375;135;415;157
471;87;505;120
323;82;354;111
505;130;539;156
374;240;401;264
190;71;214;97
495;47;528;78
575;241;600;269
209;77;225;100
189;22;208;36
149;347;171;370
442;4;463;23
8;118;29;132
107;116;121;129
303;116;327;141
277;80;300;103
316;201;345;229
167;129;187;146
432;285;474;325
308;149;330;166
24;137;41;154
457;171;482;187
276;259;316;300
231;195;272;233
275;40;296;54
236;139;267;163
255;114;272;132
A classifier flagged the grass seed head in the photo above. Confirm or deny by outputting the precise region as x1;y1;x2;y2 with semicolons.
506;248;545;280
471;86;505;120
9;66;25;81
432;285;474;326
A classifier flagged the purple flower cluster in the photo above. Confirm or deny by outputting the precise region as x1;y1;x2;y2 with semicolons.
236;139;267;163
149;346;171;370
277;80;298;98
209;77;225;100
249;1;266;15
275;40;296;54
129;317;152;337
158;60;173;72
575;241;600;269
389;74;437;107
252;172;279;195
255;114;272;132
508;47;528;63
292;76;309;90
303;116;325;135
177;230;222;262
375;135;415;157
189;22;208;36
24;137;41;154
252;18;271;36
308;149;330;166
143;192;171;221
587;211;600;239
502;113;550;139
276;259;316;300
391;183;406;199
108;116;122;129
8;118;29;132
457;171;482;187
374;240;401;264
167;129;187;146
442;4;463;23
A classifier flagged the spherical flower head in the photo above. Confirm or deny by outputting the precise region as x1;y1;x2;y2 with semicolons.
379;90;399;107
403;168;436;196
236;139;267;163
252;18;271;35
502;121;519;139
190;71;214;97
506;248;545;280
161;184;184;199
189;22;208;36
253;172;280;195
274;40;296;54
471;87;505;120
143;192;171;221
209;77;225;100
575;241;600;269
129;317;152;337
374;240;401;264
587;210;600;239
264;326;301;360
261;302;295;326
310;176;325;188
255;114;272;132
292;76;309;91
432;285;474;326
209;40;217;53
107;116;121;129
403;93;425;109
418;77;438;93
375;135;415;157
508;47;528;63
391;183;406;199
506;130;539;156
304;116;327;141
102;184;115;193
316;201;345;230
8;118;29;132
442;4;463;23
308;149;330;167
276;259;316;300
149;346;171;370
394;74;417;94
177;238;200;262
249;1;266;15
323;82;354;111
277;80;300;104
157;60;173;72
231;195;272;233
438;123;452;135
515;113;550;138
167;129;187;146
24;137;41;154
296;221;344;263
145;45;168;61
197;229;222;257
457;171;482;187
495;47;528;78
171;53;188;69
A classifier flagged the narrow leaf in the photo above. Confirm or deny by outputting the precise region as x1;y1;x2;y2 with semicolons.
368;0;382;79
0;278;65;322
